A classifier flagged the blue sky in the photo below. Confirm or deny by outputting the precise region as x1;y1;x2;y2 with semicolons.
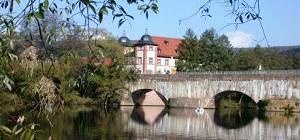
6;0;300;47
97;0;300;47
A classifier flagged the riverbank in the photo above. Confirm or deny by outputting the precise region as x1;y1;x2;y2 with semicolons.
3;92;300;113
0;92;98;113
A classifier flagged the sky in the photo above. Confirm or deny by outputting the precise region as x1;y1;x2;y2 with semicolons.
5;0;300;48
96;0;300;48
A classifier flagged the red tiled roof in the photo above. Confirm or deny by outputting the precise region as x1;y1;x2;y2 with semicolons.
152;36;182;58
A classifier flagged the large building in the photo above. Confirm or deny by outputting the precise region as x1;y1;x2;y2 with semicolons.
118;33;181;74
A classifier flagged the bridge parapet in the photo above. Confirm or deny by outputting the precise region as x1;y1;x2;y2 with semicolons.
139;70;300;81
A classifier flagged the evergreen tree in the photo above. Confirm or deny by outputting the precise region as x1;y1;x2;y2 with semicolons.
177;28;234;72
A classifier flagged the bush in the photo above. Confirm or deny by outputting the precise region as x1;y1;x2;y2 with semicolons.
257;99;270;110
63;93;95;105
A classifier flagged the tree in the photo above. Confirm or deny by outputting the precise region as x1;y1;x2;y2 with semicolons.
235;50;261;70
180;0;262;27
177;28;234;72
176;29;202;71
199;29;234;71
234;45;285;70
19;10;63;42
73;39;138;105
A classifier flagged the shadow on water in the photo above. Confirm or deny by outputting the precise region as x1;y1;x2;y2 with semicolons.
0;106;126;140
213;108;258;129
130;106;167;125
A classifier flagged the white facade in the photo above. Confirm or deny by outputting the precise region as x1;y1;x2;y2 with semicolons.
120;34;180;74
134;45;177;74
156;57;177;74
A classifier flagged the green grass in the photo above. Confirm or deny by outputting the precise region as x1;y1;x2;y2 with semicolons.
0;92;24;112
63;93;96;105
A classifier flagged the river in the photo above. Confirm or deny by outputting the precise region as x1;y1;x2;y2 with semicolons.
0;106;300;139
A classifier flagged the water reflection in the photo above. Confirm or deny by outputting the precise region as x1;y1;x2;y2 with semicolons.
214;108;257;129
130;106;166;125
1;106;300;139
124;107;300;139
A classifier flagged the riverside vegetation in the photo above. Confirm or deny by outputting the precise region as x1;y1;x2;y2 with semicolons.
0;38;138;112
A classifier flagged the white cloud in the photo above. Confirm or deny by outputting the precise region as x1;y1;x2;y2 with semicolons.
225;31;254;48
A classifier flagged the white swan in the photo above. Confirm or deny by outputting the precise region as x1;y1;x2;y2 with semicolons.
195;107;204;115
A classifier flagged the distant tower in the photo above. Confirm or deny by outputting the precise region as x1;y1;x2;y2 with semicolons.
122;30;126;37
145;28;148;34
134;29;158;74
118;30;130;46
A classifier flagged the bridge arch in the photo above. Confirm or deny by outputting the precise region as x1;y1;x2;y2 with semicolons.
131;89;168;106
214;90;257;108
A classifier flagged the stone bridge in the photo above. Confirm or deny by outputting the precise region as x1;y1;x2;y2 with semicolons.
122;71;300;108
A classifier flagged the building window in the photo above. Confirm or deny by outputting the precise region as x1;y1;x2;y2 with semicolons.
136;46;143;51
149;57;153;64
165;59;169;66
121;38;127;43
137;57;142;65
157;59;161;65
149;46;154;51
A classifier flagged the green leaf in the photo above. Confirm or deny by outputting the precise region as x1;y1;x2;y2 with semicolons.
145;11;149;19
0;125;12;134
44;0;49;9
119;6;127;15
239;15;243;23
118;19;125;27
151;3;158;13
15;128;23;135
53;3;57;8
89;4;96;14
126;14;134;19
9;40;14;49
100;6;108;15
4;1;8;8
98;12;104;23
35;11;44;19
12;125;19;134
3;75;14;91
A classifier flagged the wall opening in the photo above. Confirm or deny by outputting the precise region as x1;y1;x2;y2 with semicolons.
131;89;168;106
214;91;257;109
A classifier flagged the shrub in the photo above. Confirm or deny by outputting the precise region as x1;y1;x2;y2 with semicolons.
257;99;270;110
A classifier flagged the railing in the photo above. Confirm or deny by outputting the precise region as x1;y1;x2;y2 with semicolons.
174;70;300;76
139;70;300;77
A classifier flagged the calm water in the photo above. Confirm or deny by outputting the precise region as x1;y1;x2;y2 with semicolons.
1;106;300;140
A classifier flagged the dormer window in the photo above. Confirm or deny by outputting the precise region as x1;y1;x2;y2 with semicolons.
121;38;127;43
143;36;150;41
164;40;169;46
157;48;161;53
